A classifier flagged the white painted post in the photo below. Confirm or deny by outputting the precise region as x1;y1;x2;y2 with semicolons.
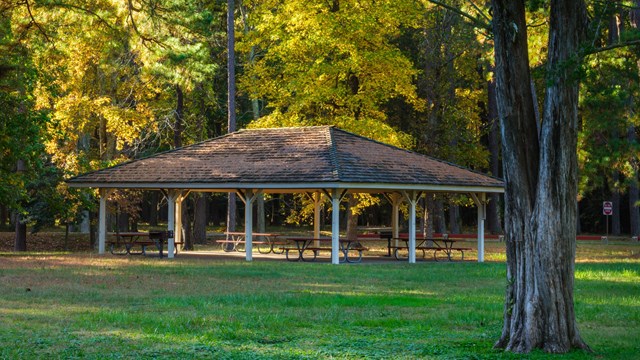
408;192;417;264
331;189;340;265
314;191;322;247
244;189;254;261
166;191;178;259
98;189;109;255
175;196;182;253
471;193;486;263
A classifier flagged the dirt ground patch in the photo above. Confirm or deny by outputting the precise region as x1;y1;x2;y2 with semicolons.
0;232;94;252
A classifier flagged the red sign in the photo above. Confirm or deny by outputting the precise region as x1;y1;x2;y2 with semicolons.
603;201;613;216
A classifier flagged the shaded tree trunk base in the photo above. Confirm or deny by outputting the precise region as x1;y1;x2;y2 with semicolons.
495;334;591;354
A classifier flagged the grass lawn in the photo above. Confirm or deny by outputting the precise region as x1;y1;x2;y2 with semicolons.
0;241;639;359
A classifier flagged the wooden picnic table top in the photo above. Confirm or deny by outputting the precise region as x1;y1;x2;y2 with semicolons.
108;232;150;237
393;236;458;242
224;231;281;237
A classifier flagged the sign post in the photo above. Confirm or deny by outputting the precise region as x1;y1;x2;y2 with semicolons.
603;201;613;237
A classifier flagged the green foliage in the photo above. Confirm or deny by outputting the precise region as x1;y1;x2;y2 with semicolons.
0;91;47;209
239;0;423;146
579;48;640;196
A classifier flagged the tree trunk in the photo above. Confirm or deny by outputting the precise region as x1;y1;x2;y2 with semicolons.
492;0;590;353
487;78;503;234
434;199;446;233
182;198;192;251
226;0;237;242
117;212;129;232
149;191;159;227
425;195;435;238
448;204;461;234
257;194;266;234
607;11;622;236
14;213;26;251
1;204;7;227
346;195;358;240
629;3;640;237
193;193;208;245
629;127;640;237
89;210;96;249
174;84;184;148
226;193;237;247
419;197;426;236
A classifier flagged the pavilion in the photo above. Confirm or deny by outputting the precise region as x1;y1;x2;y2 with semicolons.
67;126;504;264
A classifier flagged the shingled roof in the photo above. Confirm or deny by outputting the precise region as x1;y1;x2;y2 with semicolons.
67;126;504;193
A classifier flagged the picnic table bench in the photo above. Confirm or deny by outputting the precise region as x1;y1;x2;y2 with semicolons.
218;232;286;254
281;238;368;263
108;231;181;258
391;237;471;261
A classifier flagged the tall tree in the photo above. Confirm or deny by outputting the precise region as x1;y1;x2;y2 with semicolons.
578;2;640;236
240;0;421;144
226;0;238;239
491;0;590;353
630;1;640;237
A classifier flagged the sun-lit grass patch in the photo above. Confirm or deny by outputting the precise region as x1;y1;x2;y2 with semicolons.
1;246;639;359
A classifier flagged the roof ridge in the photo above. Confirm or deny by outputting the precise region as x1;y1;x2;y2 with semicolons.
240;125;333;132
327;127;341;181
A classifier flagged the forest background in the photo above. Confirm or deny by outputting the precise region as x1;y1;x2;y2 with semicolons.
1;0;639;249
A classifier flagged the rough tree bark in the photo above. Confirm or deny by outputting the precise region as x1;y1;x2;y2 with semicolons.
487;78;503;233
14;159;26;251
1;205;7;227
629;126;640;237
193;193;208;246
14;214;26;251
226;0;237;239
149;191;159;227
448;205;460;234
629;1;640;237
492;0;590;353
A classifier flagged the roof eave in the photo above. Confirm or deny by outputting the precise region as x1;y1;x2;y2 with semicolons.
67;181;504;194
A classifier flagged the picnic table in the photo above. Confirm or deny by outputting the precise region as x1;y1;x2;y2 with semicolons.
108;231;178;258
281;237;368;263
218;232;286;254
391;237;471;261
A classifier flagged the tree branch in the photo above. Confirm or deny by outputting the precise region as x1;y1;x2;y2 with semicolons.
44;2;117;32
127;0;166;48
425;0;491;31
584;39;640;56
24;0;51;42
466;0;491;24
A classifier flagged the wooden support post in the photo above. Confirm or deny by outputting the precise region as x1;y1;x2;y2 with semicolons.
175;197;182;252
402;191;419;264
314;191;322;247
331;189;341;265
389;193;402;248
166;190;180;259
237;189;262;261
471;193;487;263
98;189;113;255
244;190;254;261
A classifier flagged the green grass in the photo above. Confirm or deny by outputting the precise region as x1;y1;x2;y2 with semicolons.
0;251;639;359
